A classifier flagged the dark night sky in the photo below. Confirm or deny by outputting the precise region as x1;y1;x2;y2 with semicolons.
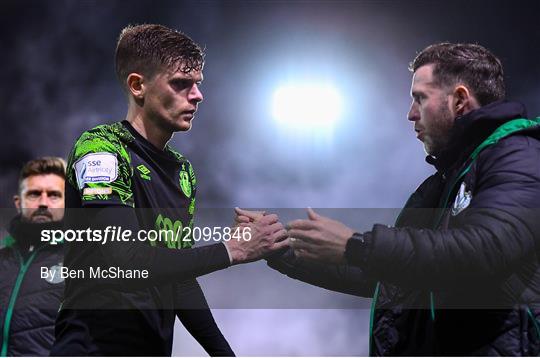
1;0;539;355
2;0;540;209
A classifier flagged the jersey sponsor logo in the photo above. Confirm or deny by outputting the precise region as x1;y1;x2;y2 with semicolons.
153;214;193;249
179;165;192;197
452;181;472;216
74;152;118;189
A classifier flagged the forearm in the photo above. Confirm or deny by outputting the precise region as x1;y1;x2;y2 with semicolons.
73;206;231;289
347;208;538;289
267;248;376;297
175;279;235;356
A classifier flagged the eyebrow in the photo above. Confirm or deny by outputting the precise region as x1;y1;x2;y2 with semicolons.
26;189;63;195
169;76;203;85
170;72;203;80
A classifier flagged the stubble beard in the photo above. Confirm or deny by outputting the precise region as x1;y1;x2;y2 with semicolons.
424;102;454;157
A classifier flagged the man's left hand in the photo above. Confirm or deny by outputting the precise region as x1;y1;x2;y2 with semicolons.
287;208;354;264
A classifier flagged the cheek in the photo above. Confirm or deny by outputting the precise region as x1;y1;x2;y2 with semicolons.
52;208;65;220
148;92;173;113
20;199;39;209
161;94;184;116
160;93;176;108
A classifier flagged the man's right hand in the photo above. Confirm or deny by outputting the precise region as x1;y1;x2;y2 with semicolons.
224;208;289;265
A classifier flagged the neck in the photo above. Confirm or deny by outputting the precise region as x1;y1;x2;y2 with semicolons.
125;106;172;150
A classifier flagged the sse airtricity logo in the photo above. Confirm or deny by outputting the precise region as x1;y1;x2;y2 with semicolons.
74;152;118;189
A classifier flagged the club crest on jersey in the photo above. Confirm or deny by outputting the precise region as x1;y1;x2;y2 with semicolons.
179;167;192;198
452;181;472;216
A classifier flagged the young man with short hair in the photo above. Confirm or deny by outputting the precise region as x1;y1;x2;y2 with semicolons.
52;24;288;356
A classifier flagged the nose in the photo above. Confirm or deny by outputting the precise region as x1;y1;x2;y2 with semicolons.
38;192;49;208
189;84;204;103
408;101;420;122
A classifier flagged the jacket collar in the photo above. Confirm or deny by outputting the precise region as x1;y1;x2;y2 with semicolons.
426;100;528;173
7;215;63;251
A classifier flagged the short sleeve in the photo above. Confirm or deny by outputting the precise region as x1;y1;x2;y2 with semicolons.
67;128;134;207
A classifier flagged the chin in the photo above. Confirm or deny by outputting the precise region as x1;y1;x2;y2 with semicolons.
173;120;193;132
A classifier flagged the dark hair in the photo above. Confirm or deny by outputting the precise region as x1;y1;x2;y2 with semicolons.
115;24;205;88
409;42;505;106
18;157;66;192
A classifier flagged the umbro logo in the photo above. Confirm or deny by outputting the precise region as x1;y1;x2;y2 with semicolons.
136;164;151;181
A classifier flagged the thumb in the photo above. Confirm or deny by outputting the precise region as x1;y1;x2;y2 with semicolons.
235;207;266;220
307;207;323;221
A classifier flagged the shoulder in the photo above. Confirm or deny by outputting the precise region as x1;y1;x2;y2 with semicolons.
165;146;197;193
1;235;15;250
475;134;540;174
165;145;195;174
469;134;540;207
70;122;134;159
67;122;134;175
66;122;135;191
165;145;184;162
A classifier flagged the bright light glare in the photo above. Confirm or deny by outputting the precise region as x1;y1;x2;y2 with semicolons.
271;84;343;130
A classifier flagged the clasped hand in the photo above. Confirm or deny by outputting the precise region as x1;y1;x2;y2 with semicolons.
233;208;354;265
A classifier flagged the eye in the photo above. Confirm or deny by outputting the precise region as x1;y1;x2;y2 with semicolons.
49;192;62;199
170;79;193;91
413;94;425;104
26;191;40;199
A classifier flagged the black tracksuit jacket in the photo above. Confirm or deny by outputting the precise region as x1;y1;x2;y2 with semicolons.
270;101;540;356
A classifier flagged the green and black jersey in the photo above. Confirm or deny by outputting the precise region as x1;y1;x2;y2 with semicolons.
67;120;196;240
52;121;231;356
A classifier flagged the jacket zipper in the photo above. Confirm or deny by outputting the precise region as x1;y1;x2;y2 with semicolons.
1;246;43;356
368;282;380;356
429;118;540;324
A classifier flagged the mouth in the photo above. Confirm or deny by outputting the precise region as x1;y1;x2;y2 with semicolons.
415;128;424;140
31;213;53;223
181;110;196;119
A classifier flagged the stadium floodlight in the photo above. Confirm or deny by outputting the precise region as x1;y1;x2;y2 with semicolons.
271;83;343;131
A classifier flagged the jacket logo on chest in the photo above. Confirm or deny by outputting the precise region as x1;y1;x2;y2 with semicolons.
451;181;472;216
179;164;192;198
42;263;65;284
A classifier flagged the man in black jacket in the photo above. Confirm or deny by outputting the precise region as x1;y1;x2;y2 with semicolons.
0;157;66;356
241;43;540;355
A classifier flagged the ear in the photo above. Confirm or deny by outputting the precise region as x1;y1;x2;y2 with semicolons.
13;195;21;212
451;85;479;116
126;73;145;99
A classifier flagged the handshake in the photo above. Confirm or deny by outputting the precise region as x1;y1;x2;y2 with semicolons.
223;207;356;265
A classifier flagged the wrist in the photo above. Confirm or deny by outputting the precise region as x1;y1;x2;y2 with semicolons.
223;240;244;265
222;241;234;265
345;232;372;268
